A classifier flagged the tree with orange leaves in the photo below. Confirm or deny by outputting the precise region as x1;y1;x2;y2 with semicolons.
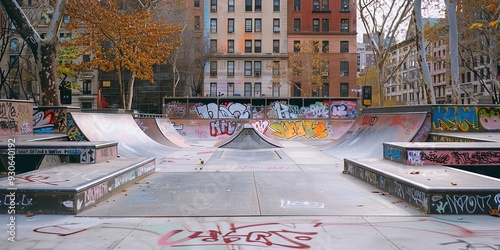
64;0;182;109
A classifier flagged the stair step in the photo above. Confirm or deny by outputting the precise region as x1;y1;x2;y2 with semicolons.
344;158;500;215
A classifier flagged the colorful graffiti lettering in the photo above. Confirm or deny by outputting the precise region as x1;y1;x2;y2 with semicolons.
432;106;480;131
300;102;329;118
33;108;68;133
194;102;251;119
360;116;378;126
209;120;243;136
251;120;269;134
165;101;187;118
270;121;330;139
478;107;500;130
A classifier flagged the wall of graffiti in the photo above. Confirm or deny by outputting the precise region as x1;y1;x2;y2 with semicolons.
0;99;33;136
164;97;358;140
33;107;80;133
432;106;500;132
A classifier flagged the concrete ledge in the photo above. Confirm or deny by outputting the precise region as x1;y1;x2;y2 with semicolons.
0;157;155;214
0;141;119;172
383;142;500;166
344;158;500;215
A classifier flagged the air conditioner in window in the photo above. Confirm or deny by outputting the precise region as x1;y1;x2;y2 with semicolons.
255;72;261;77
211;6;216;12
322;72;329;77
273;27;280;33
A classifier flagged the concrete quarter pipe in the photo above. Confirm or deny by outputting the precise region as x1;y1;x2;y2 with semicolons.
135;118;182;148
70;113;178;159
322;112;429;159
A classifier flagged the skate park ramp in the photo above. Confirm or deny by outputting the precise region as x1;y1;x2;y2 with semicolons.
322;112;429;159
135;118;185;148
154;118;189;147
216;124;282;149
70;113;179;160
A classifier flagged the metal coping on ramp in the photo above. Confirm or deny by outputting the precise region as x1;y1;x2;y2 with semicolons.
344;158;500;215
0;157;155;214
70;112;178;159
383;141;500;166
215;124;282;149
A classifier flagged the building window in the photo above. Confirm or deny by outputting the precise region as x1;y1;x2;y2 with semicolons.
341;19;349;32
210;39;217;53
245;19;252;32
273;19;280;32
228;18;234;33
294;41;300;52
228;0;234;11
10;39;19;52
210;61;217;76
272;61;280;76
273;40;280;53
83;54;90;62
255;40;261;53
340;61;349;76
273;0;280;11
9;55;18;68
254;83;262;96
322;41;329;53
340;83;348;97
313;19;320;32
210;83;217;97
255;0;261;11
194;16;200;30
293;83;301;97
244;82;252;96
322;19;329;32
245;40;252;53
294;0;301;11
254;61;262;76
227;61;234;76
228;40;234;53
194;0;200;8
83;80;92;94
81;102;92;109
227;82;234;96
322;83;329;97
313;40;320;53
273;85;280;97
313;0;320;11
255;19;262;32
294;19;301;31
244;61;253;76
245;0;252;11
340;41;349;53
210;0;217;11
322;0;329;11
210;18;217;33
341;0;349;11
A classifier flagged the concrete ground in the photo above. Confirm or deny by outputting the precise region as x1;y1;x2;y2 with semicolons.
3;139;500;249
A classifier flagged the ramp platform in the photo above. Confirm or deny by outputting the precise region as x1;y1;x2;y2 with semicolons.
216;124;282;149
0;157;155;214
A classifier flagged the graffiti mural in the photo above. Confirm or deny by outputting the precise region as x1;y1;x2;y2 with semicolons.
269;120;330;139
209;120;243;137
164;101;187;118
405;150;500;166
330;100;358;118
432;106;500;132
33;108;71;133
191;102;251;119
0;100;33;135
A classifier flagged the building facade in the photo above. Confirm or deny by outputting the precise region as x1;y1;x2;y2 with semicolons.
203;0;358;98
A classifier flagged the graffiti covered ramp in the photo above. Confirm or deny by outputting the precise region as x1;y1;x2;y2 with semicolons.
322;112;429;159
70;113;183;164
216;124;282;149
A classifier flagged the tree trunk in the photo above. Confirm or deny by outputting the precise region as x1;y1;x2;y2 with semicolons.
38;42;61;106
117;69;125;109
126;74;136;110
414;0;435;104
446;0;461;104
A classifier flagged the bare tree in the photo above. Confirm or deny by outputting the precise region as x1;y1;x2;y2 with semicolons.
0;0;66;105
358;0;414;106
414;0;436;104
